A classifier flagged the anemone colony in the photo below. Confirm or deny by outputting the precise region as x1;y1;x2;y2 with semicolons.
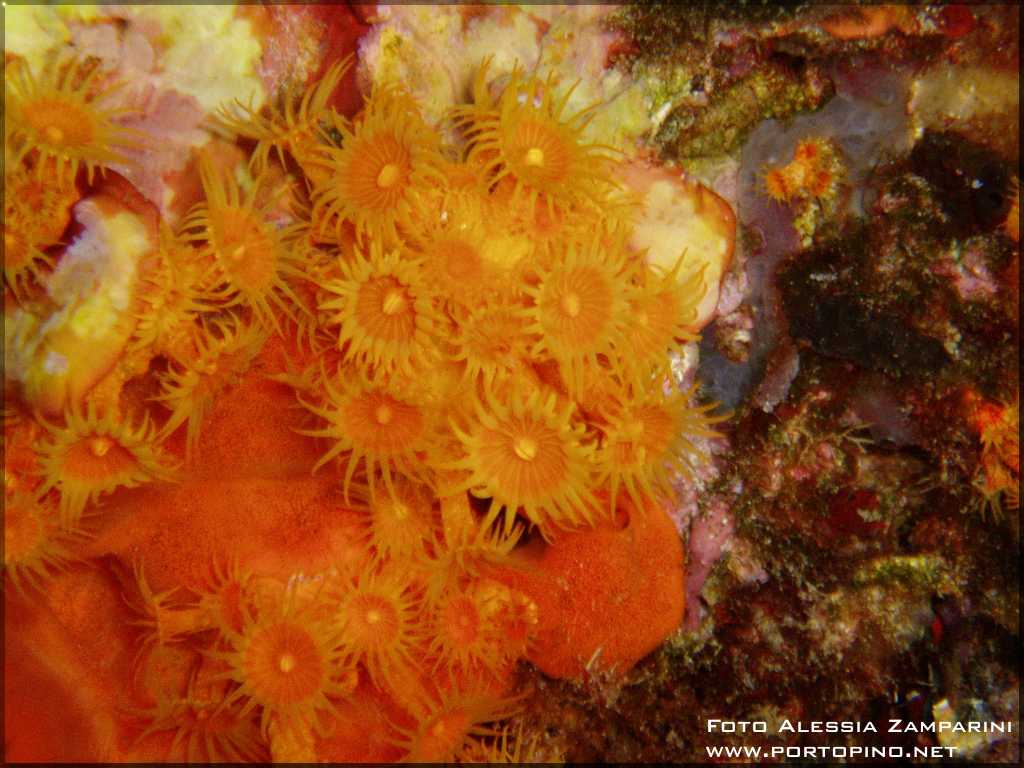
3;52;721;762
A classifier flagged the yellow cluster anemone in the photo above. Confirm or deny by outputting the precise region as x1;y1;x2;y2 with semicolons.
356;475;437;561
523;233;635;396
180;153;306;334
128;225;209;361
317;243;441;377
5;54;139;183
4;46;728;762
449;384;598;534
3;490;78;595
311;84;447;247
299;370;436;501
3;153;80;299
619;254;705;384
426;578;529;678
449;301;532;390
132;670;269;763
409;196;493;312
334;566;424;692
454;59;618;221
423;498;525;600
594;382;728;513
154;316;269;457
395;685;523;763
214;588;355;738
196;557;256;636
35;401;179;527
275;57;724;540
215;56;353;175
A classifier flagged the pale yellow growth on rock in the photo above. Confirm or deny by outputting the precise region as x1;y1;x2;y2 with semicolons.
5;5;264;117
2;5;98;74
359;5;649;153
359;5;542;131
623;164;736;331
6;199;152;415
533;8;651;153
128;6;266;114
908;63;1019;140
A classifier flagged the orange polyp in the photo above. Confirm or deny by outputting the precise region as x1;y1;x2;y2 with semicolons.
36;403;179;528
358;475;435;561
451;302;531;389
762;166;794;202
398;685;521;763
32;99;92;145
318;244;440;377
335;569;422;691
416;709;473;761
4;492;75;596
348;595;398;643
314;676;409;763
180;154;304;333
523;236;632;396
2;157;79;297
242;621;324;704
427;578;524;677
154;317;268;459
217;593;353;739
300;375;432;501
449;384;599;536
216;55;351;172
454;60;616;221
312;85;445;246
595;382;725;512
6;55;139;183
760;137;844;205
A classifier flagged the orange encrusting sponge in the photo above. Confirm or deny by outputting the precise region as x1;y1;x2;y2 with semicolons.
492;498;686;679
